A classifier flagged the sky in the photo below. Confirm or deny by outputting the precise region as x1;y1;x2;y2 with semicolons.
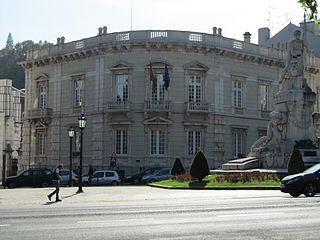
0;0;306;48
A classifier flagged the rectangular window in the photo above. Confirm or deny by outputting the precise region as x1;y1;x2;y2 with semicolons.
37;132;46;156
152;74;165;102
233;130;245;158
151;130;165;155
188;131;201;155
233;81;243;108
115;130;128;155
188;75;202;102
260;85;268;111
74;79;83;107
38;85;47;108
116;75;129;101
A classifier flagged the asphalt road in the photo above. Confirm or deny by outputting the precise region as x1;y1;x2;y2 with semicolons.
1;186;320;240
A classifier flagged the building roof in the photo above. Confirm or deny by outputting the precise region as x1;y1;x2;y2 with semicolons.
264;22;320;57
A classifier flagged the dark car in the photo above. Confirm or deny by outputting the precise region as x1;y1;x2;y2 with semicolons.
280;163;320;197
141;168;173;184
125;167;162;185
5;168;53;188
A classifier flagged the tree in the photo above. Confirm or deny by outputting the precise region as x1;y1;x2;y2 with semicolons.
0;39;53;89
287;148;305;175
190;150;210;181
298;0;318;20
6;33;14;49
171;158;185;175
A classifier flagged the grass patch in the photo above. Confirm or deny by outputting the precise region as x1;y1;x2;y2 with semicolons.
153;173;280;187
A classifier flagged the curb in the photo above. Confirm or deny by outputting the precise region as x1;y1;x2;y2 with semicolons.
147;184;280;190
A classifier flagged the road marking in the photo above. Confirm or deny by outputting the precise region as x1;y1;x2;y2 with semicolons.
77;218;154;224
217;212;284;218
0;224;10;227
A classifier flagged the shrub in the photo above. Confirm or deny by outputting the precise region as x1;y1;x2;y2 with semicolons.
190;150;210;181
287;148;305;175
215;172;280;183
171;158;186;176
175;174;196;182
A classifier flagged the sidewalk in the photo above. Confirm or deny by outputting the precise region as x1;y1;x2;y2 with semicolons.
0;185;150;207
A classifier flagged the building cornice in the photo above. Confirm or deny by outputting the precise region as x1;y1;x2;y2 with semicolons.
17;30;318;71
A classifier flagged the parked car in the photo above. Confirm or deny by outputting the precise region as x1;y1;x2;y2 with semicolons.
141;168;173;184
5;168;53;188
82;170;120;186
59;169;78;186
125;167;162;185
280;163;320;197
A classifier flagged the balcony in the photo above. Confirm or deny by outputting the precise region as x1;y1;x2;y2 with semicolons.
186;102;210;113
28;108;53;119
106;101;130;112
144;100;171;112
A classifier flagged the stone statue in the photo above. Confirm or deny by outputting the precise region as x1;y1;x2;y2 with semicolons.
249;111;287;156
279;29;308;92
287;30;304;76
246;30;317;169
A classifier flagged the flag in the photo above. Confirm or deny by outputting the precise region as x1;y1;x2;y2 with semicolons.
163;64;170;90
149;64;157;89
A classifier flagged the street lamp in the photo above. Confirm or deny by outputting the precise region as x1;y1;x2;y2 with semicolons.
68;127;74;187
2;144;13;188
77;114;86;193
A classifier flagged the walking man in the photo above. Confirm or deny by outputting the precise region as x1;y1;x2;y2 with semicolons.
48;164;63;202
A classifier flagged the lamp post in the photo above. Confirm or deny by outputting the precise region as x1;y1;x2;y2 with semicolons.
2;144;13;188
68;127;74;187
77;114;86;193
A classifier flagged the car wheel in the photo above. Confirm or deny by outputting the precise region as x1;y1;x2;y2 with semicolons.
289;192;300;197
132;178;139;185
304;182;317;197
8;182;16;189
111;181;119;186
41;181;50;188
82;181;89;186
149;179;156;183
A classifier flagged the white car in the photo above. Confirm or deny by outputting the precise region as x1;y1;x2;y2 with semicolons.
82;170;120;186
59;169;78;186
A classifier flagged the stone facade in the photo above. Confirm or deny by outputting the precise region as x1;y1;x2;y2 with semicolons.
19;29;319;175
0;79;24;180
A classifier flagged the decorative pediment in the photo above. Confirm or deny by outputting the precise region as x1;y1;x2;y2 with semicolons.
110;61;131;71
35;73;49;81
34;121;47;129
184;61;208;71
144;116;172;125
145;60;172;69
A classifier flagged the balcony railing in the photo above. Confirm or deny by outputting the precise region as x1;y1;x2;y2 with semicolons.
27;30;298;67
144;100;171;112
28;108;52;119
106;101;130;112
186;102;210;113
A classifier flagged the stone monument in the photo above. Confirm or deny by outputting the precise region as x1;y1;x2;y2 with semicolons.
248;29;317;169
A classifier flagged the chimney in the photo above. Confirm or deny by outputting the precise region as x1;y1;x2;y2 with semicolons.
243;32;251;43
258;27;270;45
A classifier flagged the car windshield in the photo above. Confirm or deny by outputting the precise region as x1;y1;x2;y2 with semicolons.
304;164;320;174
144;169;157;175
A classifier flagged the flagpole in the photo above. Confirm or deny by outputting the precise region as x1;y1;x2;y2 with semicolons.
130;0;133;31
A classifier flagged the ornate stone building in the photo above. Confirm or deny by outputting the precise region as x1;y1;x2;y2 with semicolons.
19;28;319;174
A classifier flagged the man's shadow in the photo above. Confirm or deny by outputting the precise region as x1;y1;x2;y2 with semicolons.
43;193;78;205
